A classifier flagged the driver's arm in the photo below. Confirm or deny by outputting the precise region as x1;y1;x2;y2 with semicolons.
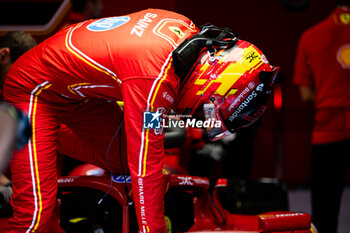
121;76;177;233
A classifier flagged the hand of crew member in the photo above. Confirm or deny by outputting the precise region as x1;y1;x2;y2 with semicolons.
0;183;12;203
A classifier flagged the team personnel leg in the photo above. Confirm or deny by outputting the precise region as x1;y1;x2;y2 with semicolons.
311;139;350;233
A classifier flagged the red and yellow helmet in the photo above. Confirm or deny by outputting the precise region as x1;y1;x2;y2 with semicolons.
174;39;279;141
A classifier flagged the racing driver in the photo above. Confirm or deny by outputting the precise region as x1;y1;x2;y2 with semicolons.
3;9;279;233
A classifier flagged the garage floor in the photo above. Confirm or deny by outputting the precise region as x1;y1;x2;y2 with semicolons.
288;186;350;233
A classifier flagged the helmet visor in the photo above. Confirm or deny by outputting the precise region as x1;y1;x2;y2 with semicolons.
204;66;279;141
222;66;279;132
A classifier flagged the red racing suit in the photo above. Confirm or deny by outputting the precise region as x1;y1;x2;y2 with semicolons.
3;9;198;233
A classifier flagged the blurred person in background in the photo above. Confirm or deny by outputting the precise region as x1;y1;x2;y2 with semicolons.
0;31;36;91
293;0;350;232
0;31;35;205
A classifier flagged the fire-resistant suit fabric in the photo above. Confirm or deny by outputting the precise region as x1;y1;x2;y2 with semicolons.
3;9;198;233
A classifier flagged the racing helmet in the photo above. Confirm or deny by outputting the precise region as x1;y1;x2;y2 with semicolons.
174;36;279;141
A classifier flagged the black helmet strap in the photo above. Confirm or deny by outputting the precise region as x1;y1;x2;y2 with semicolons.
172;24;239;82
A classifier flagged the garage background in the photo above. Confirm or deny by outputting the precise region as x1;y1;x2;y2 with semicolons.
0;0;345;185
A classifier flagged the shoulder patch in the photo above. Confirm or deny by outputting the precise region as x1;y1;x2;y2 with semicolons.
87;16;130;32
337;44;350;69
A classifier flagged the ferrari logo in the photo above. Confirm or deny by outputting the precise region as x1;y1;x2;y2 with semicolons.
340;13;350;25
169;26;185;38
337;44;350;68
